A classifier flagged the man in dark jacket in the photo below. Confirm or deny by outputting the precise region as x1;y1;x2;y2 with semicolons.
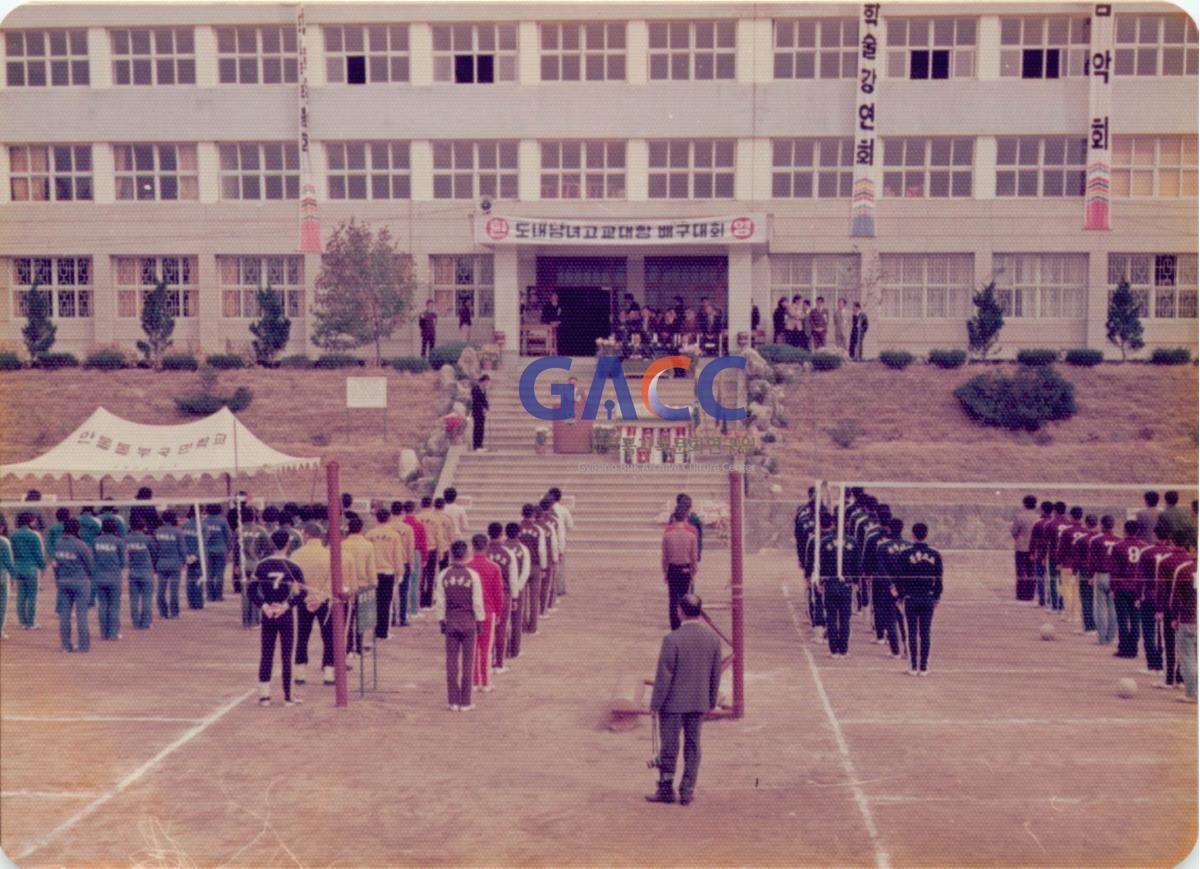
471;374;490;452
646;594;723;806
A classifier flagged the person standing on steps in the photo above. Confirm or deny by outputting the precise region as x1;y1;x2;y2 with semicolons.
418;299;438;358
471;374;490;453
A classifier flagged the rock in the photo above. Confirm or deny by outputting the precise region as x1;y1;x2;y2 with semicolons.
770;483;783;495
455;382;472;403
451;401;467;418
398;448;419;481
433;396;453;416
420;455;443;478
747;402;770;431
742;348;770;379
429;431;449;454
439;365;457;386
458;346;482;380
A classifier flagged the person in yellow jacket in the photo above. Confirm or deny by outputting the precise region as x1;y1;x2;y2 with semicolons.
366;508;406;642
291;523;334;685
387;502;416;628
340;514;377;661
416;497;454;610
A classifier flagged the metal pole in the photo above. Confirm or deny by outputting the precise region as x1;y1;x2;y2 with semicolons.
729;466;744;720
193;501;208;596
836;484;845;580
326;461;348;708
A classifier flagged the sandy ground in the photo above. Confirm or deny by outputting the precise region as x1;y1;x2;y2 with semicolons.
2;547;1195;867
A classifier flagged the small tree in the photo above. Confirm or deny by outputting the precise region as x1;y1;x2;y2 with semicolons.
1106;279;1144;361
966;281;1005;360
21;282;56;358
249;284;291;364
136;280;176;368
312;219;414;366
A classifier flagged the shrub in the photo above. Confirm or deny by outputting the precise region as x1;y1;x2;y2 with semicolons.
392;356;431;373
1064;348;1104;367
227;386;253;412
35;352;79;370
161;353;199;371
954;367;1076;431
313;353;362;369
428;341;477;370
1150;347;1192;365
0;352;22;371
928;349;967;369
879;350;914;370
756;343;810;365
83;349;129;370
1016;349;1058;367
810;352;843;372
278;355;313;369
829;420;862;449
206;354;245;370
174;386;253;417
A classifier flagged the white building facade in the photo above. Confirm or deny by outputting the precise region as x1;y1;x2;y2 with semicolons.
0;2;1196;359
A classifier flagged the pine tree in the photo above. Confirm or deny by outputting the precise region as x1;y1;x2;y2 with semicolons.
249;284;291;364
312;219;414;366
966;281;1005;360
21;282;56;358
136;280;176;367
1106;279;1144;361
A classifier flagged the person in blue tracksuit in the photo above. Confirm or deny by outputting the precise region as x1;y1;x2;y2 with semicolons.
92;517;127;640
78;506;102;549
181;510;205;610
10;512;46;630
45;507;70;561
53;518;94;652
153;510;187;619
0;514;16;639
124;516;156;629
202;503;233;602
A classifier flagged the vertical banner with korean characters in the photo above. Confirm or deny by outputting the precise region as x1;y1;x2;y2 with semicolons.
297;7;323;253
850;3;882;238
1084;4;1114;230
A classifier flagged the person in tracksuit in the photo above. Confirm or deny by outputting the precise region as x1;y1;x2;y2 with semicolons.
893;522;943;676
1028;501;1056;609
154;511;187;619
485;522;514;674
468;534;505;692
124;516;156;630
870;518;909;659
291;522;334;686
0;514;16;639
1137;521;1175;677
794;495;824;639
805;512;859;657
1087;515;1120;646
202;503;233;602
240;507;270;627
389;501;416;628
436;539;485;711
249;530;307;706
1110;521;1148;659
10;512;46;630
537;499;560;616
1153;523;1192;691
518;504;545;636
92;516;127;641
548;487;573;598
53;518;93;652
402;501;427;622
503;521;531;660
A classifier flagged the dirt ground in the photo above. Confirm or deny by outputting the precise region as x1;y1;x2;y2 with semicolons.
2;547;1195;867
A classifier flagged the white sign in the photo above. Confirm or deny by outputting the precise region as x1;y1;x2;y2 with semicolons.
346;377;388;409
475;214;767;245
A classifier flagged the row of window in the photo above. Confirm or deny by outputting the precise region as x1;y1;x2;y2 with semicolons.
9;135;1197;203
5;14;1197;87
7;252;1196;323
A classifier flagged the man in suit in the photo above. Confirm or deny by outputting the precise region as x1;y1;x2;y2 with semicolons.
646;594;723;806
471;374;490;452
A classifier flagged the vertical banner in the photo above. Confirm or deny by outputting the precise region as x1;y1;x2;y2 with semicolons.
297;7;322;253
1084;4;1114;230
850;3;882;238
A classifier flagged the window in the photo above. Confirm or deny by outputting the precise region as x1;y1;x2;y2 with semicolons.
771;139;853;198
773;19;858;79
325;142;410;199
324;25;409;84
5;29;88;86
540;141;625;199
216;26;297;84
540;22;625;81
218;143;300;200
430;255;494;320
1115;14;1198;76
881;138;974;198
648;140;735;199
115;256;198;318
1108;254;1198;319
886;18;976;79
431;24;517;83
432;140;518;199
880;254;973;319
648;21;735;80
218;255;304;319
769;254;861;306
12;257;91;318
114;144;198;200
111;28;195;85
995;136;1087;197
999;17;1089;79
1112;135;1199;197
9;145;92;201
993;254;1087;319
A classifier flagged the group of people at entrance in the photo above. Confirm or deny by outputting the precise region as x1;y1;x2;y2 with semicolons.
607;294;728;359
773;296;868;360
1010;491;1198;702
794;487;944;675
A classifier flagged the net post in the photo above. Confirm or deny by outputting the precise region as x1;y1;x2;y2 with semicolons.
836;484;845;580
729;463;745;720
326;461;348;708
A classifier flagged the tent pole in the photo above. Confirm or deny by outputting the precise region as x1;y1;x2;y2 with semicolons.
193;501;209;601
99;478;105;499
67;475;74;499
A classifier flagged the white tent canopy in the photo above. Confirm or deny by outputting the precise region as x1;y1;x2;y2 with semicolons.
0;407;319;481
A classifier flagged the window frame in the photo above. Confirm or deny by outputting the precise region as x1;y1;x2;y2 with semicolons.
770;138;854;198
647;139;736;200
218;255;305;319
998;16;1090;79
322;24;410;84
431;23;518;84
539;22;626;81
431;140;519;200
114;255;199;319
11;256;93;319
114;143;199;201
1108;253;1198;319
995;136;1088;198
1114;14;1199;77
110;27;196;85
218;142;301;200
772;18;859;80
1111;134;1199;198
8;144;93;202
4;29;90;87
539;140;626;199
879;253;974;319
647;20;736;81
992;253;1088;319
885;17;977;80
325;141;412;200
215;26;298;84
768;254;862;306
881;137;975;199
430;254;495;320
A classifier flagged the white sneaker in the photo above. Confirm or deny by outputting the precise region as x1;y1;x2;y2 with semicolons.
919;670;929;677
494;666;510;674
460;704;475;712
482;685;495;693
449;704;460;712
476;447;489;453
285;697;303;706
258;697;271;707
907;669;918;676
322;666;335;684
1176;695;1197;704
294;665;306;685
1153;682;1171;689
829;651;838;658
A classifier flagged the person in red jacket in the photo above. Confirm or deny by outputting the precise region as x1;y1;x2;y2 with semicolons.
468;534;505;693
1136;522;1174;676
1028;501;1055;608
1110;521;1149;659
1166;528;1197;702
1153;526;1193;691
1087;515;1121;646
1056;506;1089;632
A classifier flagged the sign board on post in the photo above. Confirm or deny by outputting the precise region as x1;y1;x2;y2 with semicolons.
345;377;389;439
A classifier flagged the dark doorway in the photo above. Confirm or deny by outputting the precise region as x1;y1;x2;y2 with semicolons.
536;257;626;356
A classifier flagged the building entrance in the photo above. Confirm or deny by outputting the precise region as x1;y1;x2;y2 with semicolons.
535;257;627;356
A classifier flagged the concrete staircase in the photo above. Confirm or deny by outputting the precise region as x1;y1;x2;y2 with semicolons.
448;358;730;554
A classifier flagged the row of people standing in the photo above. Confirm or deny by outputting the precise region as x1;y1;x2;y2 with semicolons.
772;297;869;360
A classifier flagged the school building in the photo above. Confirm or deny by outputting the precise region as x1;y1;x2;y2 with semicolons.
0;2;1196;360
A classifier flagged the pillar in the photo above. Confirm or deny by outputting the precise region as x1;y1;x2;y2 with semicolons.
493;245;519;362
727;246;753;346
